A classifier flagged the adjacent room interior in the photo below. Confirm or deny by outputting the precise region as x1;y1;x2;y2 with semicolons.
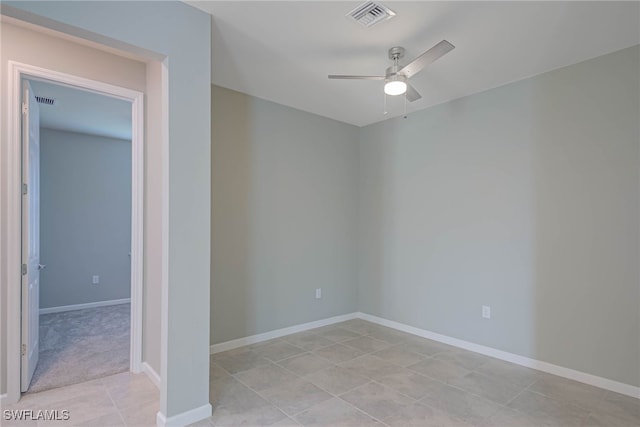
25;79;133;393
0;1;638;426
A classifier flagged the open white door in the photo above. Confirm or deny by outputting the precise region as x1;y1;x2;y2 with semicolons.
21;80;41;392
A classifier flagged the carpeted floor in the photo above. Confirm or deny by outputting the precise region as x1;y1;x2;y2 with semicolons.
27;303;130;393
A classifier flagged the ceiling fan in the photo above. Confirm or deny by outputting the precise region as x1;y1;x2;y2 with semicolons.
328;40;455;101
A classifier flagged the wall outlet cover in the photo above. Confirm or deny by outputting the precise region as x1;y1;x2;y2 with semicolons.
482;305;491;319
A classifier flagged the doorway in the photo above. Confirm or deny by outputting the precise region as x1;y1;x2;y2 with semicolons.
23;78;134;393
6;61;144;401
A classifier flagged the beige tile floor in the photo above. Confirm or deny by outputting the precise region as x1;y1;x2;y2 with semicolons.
203;319;639;427
3;319;638;427
2;372;159;426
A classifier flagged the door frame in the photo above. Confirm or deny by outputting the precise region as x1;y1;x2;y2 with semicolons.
6;61;144;403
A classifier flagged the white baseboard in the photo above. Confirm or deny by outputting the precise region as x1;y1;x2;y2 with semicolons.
1;390;19;405
156;403;212;427
39;298;131;314
142;362;161;389
210;312;359;354
357;312;640;399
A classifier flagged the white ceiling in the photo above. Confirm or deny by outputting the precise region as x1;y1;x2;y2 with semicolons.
189;1;640;127
29;79;131;140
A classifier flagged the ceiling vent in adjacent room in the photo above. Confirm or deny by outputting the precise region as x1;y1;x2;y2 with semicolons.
35;96;56;106
347;1;396;28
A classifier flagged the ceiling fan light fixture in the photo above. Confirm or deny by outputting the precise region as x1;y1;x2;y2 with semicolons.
384;75;407;96
329;40;455;104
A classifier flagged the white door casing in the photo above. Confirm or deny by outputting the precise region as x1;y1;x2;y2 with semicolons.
21;80;40;392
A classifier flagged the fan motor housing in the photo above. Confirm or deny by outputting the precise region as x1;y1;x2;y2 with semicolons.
385;64;402;78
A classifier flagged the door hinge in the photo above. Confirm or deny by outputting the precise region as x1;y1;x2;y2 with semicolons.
22;102;28;115
22;344;26;356
22;264;27;275
22;183;28;195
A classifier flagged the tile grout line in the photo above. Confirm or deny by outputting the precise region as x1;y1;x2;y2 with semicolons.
219;324;452;424
101;378;130;427
370;349;535;425
347;328;524;423
210;320;639;426
520;383;614;419
292;379;393;427
231;360;323;421
214;326;457;422
229;352;394;426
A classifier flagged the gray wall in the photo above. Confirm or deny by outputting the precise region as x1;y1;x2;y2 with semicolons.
211;86;359;344
358;45;639;387
40;128;131;309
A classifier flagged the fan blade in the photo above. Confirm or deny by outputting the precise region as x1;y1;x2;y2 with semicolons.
398;40;455;78
328;75;386;80
405;84;422;102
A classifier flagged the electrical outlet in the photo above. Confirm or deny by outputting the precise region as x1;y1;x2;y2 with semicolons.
92;275;99;285
315;288;322;299
482;305;491;319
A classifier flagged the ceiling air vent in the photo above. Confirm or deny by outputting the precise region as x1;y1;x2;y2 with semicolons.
35;96;56;106
347;1;396;28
